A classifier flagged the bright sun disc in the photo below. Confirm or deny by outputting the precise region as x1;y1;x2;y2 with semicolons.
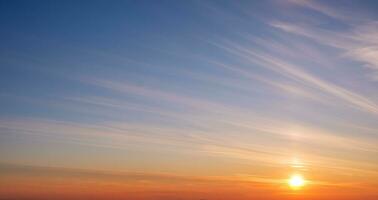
288;174;305;188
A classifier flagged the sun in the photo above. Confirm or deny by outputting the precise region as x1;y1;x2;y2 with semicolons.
288;174;305;189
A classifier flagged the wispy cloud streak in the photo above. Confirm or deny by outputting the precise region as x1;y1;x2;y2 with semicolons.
212;39;378;115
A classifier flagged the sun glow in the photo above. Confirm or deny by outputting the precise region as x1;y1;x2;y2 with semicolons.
288;174;305;189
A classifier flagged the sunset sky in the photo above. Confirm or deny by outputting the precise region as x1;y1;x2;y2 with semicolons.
0;0;378;199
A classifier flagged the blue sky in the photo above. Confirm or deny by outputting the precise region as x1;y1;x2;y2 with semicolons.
0;0;378;192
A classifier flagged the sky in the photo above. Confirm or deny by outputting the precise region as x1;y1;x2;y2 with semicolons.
0;0;378;199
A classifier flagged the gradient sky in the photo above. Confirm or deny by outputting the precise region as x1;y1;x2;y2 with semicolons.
0;0;378;200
